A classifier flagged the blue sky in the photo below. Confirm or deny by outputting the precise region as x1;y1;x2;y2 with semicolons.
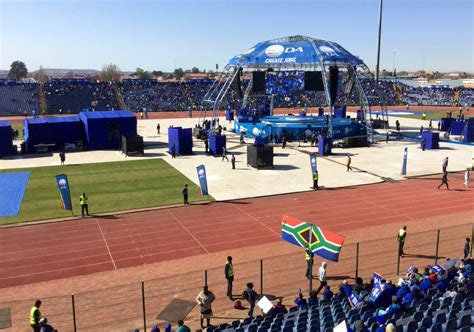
0;0;472;73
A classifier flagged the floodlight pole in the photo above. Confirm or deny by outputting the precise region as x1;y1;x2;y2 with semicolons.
375;0;383;82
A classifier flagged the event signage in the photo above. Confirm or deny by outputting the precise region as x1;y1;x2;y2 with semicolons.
369;282;384;302
310;153;318;174
373;272;382;285
55;174;73;211
196;165;209;196
430;265;446;274
348;292;362;308
401;147;408;176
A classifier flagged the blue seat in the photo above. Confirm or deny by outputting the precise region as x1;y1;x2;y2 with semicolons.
442;318;457;332
458;314;472;329
405;320;417;332
429;322;442;332
234;328;244;332
419;317;432;329
247;324;258;332
434;312;446;324
282;326;293;332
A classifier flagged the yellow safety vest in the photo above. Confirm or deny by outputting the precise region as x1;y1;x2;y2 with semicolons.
305;249;313;262
313;173;319;181
398;229;406;242
29;306;41;325
225;262;234;277
80;195;87;206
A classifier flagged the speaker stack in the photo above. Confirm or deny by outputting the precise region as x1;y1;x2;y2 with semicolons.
252;71;266;93
328;66;339;105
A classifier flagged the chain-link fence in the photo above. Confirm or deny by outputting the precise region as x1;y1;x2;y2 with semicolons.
1;223;471;331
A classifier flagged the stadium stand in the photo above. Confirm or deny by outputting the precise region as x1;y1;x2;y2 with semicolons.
203;258;474;332
44;79;118;114
0;81;38;116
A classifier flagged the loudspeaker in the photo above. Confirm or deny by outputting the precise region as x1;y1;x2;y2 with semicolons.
329;66;339;105
247;144;274;168
252;71;266;93
233;67;243;98
304;71;324;91
344;74;354;95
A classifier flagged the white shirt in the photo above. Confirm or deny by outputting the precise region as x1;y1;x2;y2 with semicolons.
465;171;470;183
318;266;327;282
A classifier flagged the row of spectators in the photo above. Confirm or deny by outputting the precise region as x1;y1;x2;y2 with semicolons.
0;78;472;116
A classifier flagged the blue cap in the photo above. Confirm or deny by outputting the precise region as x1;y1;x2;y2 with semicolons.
151;325;160;332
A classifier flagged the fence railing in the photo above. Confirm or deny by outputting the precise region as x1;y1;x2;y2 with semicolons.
0;223;471;331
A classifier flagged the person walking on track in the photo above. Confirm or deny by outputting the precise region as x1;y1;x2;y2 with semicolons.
442;156;449;172
225;256;234;299
196;286;215;329
80;192;89;217
30;299;42;332
182;184;189;205
464;169;470;187
231;154;236;169
346;154;353;171
437;171;450;190
398;226;407;257
315;262;328;295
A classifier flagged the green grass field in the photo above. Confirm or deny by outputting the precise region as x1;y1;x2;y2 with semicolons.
393;109;472;120
0;159;209;225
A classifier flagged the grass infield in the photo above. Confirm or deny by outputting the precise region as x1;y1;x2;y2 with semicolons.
0;159;209;225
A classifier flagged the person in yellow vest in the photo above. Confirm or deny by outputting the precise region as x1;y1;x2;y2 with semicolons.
29;299;42;332
313;171;319;190
398;226;407;257
80;192;89;217
422;112;427;120
305;247;314;280
224;256;234;300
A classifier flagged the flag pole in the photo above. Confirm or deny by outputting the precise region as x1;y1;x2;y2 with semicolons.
309;224;313;293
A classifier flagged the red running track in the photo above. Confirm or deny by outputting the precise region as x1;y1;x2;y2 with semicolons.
0;175;472;288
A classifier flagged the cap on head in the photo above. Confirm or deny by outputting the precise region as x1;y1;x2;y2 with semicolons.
151;325;160;332
35;299;41;307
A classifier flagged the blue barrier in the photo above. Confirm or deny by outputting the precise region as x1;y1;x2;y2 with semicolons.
209;135;226;156
0;121;13;157
168;127;193;155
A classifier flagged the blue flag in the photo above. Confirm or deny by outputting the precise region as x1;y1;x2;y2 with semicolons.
369;282;385;302
373;272;382;285
429;265;445;274
197;165;209;196
310;153;317;174
348;292;362;308
401;147;408;176
55;174;73;211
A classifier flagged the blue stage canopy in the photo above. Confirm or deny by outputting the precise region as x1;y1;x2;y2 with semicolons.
228;35;364;68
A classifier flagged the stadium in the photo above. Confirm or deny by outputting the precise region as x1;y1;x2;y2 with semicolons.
0;1;473;332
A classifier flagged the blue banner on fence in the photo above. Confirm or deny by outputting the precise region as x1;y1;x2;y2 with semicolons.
369;282;384;302
348;292;362;308
197;165;209;196
310;153;317;174
401;147;408;176
373;272;382;285
55;174;73;211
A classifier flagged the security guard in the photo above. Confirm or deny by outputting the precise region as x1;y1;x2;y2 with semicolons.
80;192;89;217
305;247;314;280
30;299;42;332
313;171;319;190
224;256;234;300
398;226;407;256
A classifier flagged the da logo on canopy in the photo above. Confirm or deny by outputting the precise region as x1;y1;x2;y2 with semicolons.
265;45;285;57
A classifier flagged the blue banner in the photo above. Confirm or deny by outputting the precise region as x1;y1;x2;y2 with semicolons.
401;147;408;176
373;272;382;285
348;292;362;308
55;174;73;211
197;165;209;196
429;265;445;274
310;153;317;174
369;282;384;302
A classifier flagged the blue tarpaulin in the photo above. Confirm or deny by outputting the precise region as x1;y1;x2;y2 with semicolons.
24;116;83;151
0;172;30;217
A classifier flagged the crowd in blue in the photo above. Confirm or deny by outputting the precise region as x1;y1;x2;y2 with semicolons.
0;76;472;116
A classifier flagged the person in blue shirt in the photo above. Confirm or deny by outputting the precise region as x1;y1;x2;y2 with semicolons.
395;283;409;301
322;285;334;301
294;292;307;310
338;279;352;298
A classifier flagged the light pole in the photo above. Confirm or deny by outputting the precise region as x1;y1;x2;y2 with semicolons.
375;0;384;83
392;51;396;76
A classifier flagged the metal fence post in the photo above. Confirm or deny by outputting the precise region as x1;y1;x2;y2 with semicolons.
355;243;360;279
141;281;146;332
471;224;474;257
435;229;440;265
397;242;401;275
260;259;263;296
71;294;77;332
204;270;208;287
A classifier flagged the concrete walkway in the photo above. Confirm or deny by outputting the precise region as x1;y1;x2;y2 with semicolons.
1;115;472;201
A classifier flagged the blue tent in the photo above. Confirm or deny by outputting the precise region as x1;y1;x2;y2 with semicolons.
0;121;14;157
80;111;137;150
24;116;83;151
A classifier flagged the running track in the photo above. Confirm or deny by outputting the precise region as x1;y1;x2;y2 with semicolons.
0;175;472;289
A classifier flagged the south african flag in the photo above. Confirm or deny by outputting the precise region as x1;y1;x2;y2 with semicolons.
281;215;345;262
